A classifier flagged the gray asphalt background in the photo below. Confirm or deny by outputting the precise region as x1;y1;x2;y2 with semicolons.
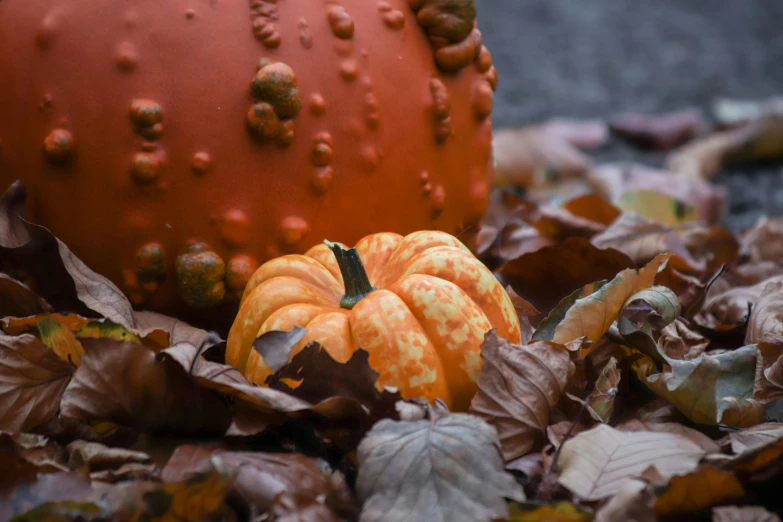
476;0;783;231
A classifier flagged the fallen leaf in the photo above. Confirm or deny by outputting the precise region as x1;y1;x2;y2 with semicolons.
469;330;574;460
528;204;606;240
60;339;231;435
617;286;681;359
588;163;727;225
616;420;721;453
615;190;697;226
584;357;621;423
591;214;703;273
0;469;93;522
556;424;705;501
132;310;218;349
713;505;783;522
356;409;525;522
658;319;710;360
0;431;67;472
0;333;73;432
561;193;622;226
608;109;704;150
654;465;745;517
746;280;783;344
162;445;356;520
754;338;783;404
36;317;84;367
699;277;783;330
0;181;136;330
506;501;593;522
594;480;655;522
534;255;667;346
637;344;763;427
66;440;152;472
0;273;52;318
89;463;159;484
728;423;783;454
499;237;634;318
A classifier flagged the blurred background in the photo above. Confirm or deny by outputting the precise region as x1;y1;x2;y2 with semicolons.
478;0;783;232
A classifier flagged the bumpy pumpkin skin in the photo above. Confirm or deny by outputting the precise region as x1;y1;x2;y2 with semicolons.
226;231;521;411
0;0;496;317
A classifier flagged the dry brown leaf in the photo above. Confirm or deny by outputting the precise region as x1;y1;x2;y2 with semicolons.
754;338;783;404
713;505;783;522
557;424;705;500
66;440;152;472
616;420;721;453
60;339;231;435
0;431;67;472
746;280;783;344
0;182;136;330
499;237;634;318
0;273;52;318
356;408;525;522
654;465;746;517
608;109;704;150
562;193;622;226
742;216;783;263
534;255;667;346
594;480;655;522
637;344;763;427
162;445;356;520
584;357;621;423
700;276;783;330
132;310;218;349
729;423;783;454
659;319;710;360
506;501;594;522
591;214;704;273
469;331;574;460
0;466;93;522
0;333;73;432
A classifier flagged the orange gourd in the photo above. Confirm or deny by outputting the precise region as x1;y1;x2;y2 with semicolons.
226;231;521;411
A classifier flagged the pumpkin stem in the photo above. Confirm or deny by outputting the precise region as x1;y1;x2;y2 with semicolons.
325;240;376;309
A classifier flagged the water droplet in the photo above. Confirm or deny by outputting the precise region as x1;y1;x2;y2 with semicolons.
43;129;74;165
191;152;213;175
220;209;250;248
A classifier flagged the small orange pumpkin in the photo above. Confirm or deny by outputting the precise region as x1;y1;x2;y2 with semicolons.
226;231;521;410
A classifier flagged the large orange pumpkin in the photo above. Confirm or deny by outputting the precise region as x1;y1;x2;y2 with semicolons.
226;231;521;411
0;0;496;317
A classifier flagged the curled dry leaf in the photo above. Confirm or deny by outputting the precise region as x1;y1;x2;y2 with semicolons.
252;325;308;373
594;480;655;522
654;465;745;518
637;344;763;427
754;338;783;404
0;273;52;318
132;310;218;350
608;108;704;151
66;440;152;472
60;339;231;435
728;423;783;454
591;214;704;273
617;286;681;360
746;280;783;344
556;424;705;501
356;410;525;522
584;357;621;423
562;193;622;227
0;333;73;432
658;319;710;360
699;276;783;330
589;163;727;226
534;255;667;346
0;181;136;330
713;506;783;522
614;190;697;227
162;444;356;521
616;420;721;453
499;237;634;318
742;216;783;263
0;431;67;472
468;330;574;461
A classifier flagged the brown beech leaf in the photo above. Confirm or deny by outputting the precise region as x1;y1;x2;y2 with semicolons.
584;357;621;423
132;310;217;349
506;286;537;344
742;216;783;263
654;261;708;316
562;193;622;226
617;286;681;360
468;330;574;460
252;325;308;373
753;338;783;404
608;109;704;150
492;125;592;189
0;333;73;432
66;440;152;472
0;273;52;318
637;344;763;427
591;214;704;273
60;339;231;435
728;423;783;454
499;237;634;318
356;409;525;522
713;506;783;522
534;255;667;346
589;163;727;226
594;480;656;522
616;420;721;453
654;465;745;518
0;431;68;472
0;181;136;330
162;444;356;521
506;501;594;522
527;204;606;240
0;468;93;522
659;319;710;360
557;424;705;501
699;276;783;330
746;280;783;344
